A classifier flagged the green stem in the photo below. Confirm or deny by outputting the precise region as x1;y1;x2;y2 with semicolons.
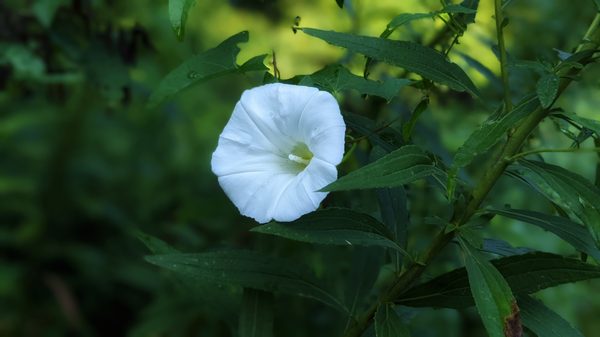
342;12;600;337
495;0;512;112
507;147;600;162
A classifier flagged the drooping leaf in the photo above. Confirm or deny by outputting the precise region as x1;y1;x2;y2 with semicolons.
442;4;478;14
489;208;600;261
536;73;560;108
148;31;267;107
482;238;533;257
135;230;181;254
239;289;274;337
510;159;600;245
345;248;385;316
336;0;344;8
323;145;444;191
343;113;402;153
459;238;521;337
371;146;409;249
301;28;480;96
299;65;411;101
374;303;411;337
517;295;584;337
402;97;429;142
145;250;348;313
553;111;600;136
447;94;540;198
398;252;600;309
169;0;196;40
252;208;409;256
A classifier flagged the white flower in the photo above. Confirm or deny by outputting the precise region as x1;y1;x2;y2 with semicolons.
211;83;346;223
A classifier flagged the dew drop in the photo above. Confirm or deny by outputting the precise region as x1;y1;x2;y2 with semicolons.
188;71;200;79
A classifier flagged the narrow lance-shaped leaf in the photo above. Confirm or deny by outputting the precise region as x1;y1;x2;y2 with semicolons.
239;289;274;337
510;159;600;246
517;295;584;337
149;31;267;107
398;252;600;309
145;250;348;313
553;111;600;136
135;230;180;254
169;0;196;40
447;94;540;198
299;65;411;101
252;208;410;258
489;208;600;261
343;113;402;153
301;28;480;97
323;145;445;191
536;73;559;108
459;237;522;337
374;303;411;337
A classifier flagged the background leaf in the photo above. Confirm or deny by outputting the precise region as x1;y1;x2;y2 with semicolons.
536;73;559;108
510;159;600;245
459;238;521;337
489;208;600;261
374;303;411;337
146;250;348;313
398;253;600;309
239;289;274;337
553;111;600;136
323;145;444;191
148;31;267;107
252;208;409;256
517;295;584;337
301;28;480;96
169;0;196;40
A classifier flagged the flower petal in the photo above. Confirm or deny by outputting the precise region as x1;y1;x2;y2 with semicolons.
298;91;346;165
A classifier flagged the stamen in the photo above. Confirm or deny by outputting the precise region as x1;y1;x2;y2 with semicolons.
288;154;311;165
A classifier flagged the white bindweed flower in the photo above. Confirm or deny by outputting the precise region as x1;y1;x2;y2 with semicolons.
211;83;346;223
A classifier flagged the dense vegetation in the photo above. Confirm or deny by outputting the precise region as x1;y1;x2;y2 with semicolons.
2;1;600;336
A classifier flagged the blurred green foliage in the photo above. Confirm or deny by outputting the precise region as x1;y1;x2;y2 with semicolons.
1;0;600;336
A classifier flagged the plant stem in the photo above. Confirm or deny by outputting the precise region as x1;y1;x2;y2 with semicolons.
507;147;600;162
495;0;512;112
342;12;600;337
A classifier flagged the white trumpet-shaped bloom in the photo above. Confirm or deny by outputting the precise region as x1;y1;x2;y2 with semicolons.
211;83;346;223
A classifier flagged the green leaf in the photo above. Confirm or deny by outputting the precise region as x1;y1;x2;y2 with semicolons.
343;113;402;153
32;0;68;27
459;238;521;337
148;31;267;107
489;208;600;261
239;289;274;337
135;231;181;254
336;0;344;8
145;250;348;313
169;0;196;40
442;4;478;14
402;97;429;142
299;65;411;101
323;145;444;191
301;28;480;96
374;303;411;337
594;0;600;10
398;252;600;309
447;94;540;198
387;13;436;30
510;159;600;245
536;73;559;108
554;111;600;136
518;295;584;337
252;208;409;256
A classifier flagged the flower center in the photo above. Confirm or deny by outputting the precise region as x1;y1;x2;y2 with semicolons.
287;143;313;169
